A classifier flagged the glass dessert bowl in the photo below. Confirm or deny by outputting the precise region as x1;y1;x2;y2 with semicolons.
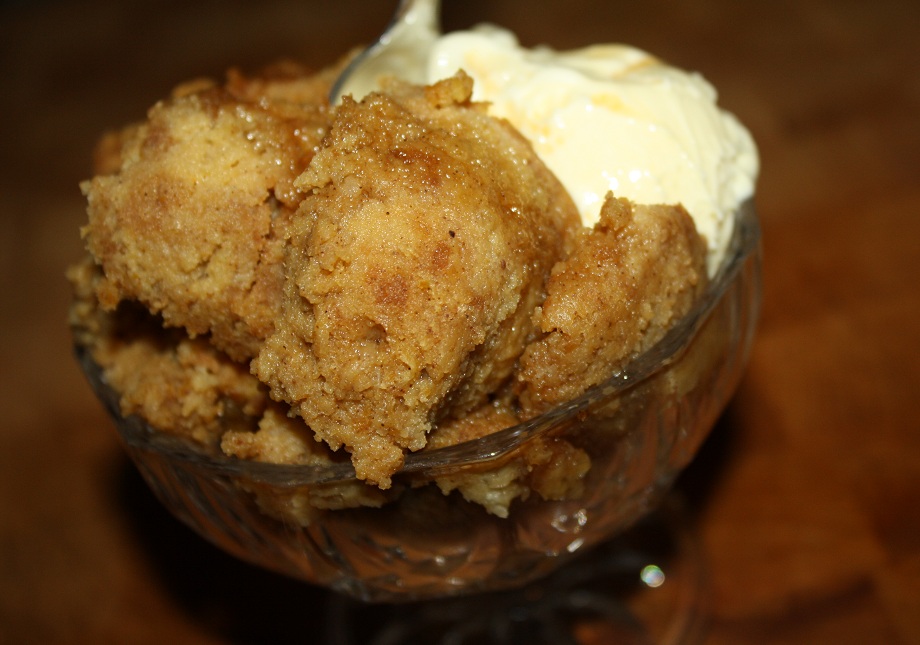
77;201;760;604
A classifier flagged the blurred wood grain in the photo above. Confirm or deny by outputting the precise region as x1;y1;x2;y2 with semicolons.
2;1;918;642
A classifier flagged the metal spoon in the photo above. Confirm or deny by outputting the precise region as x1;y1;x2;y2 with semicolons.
329;0;441;104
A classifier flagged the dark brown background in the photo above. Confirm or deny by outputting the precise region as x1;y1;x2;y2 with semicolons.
2;0;919;642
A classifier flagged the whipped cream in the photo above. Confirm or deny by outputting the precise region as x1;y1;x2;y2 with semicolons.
426;25;759;274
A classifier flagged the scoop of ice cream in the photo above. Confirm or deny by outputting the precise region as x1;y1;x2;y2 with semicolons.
427;25;759;274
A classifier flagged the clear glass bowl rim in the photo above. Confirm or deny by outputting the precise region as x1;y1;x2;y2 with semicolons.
81;199;761;488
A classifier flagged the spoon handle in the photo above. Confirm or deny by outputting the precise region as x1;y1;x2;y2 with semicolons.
330;0;442;104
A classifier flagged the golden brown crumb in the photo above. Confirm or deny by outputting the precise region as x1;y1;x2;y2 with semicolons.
68;258;269;446
426;401;590;517
254;73;580;487
70;60;711;520
222;406;393;519
517;196;708;416
81;67;333;361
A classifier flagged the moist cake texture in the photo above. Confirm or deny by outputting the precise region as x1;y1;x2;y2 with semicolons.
71;56;708;519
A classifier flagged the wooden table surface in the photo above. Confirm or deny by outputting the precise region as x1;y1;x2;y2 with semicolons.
2;0;918;642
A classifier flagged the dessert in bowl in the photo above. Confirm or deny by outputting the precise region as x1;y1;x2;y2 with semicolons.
70;25;760;603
